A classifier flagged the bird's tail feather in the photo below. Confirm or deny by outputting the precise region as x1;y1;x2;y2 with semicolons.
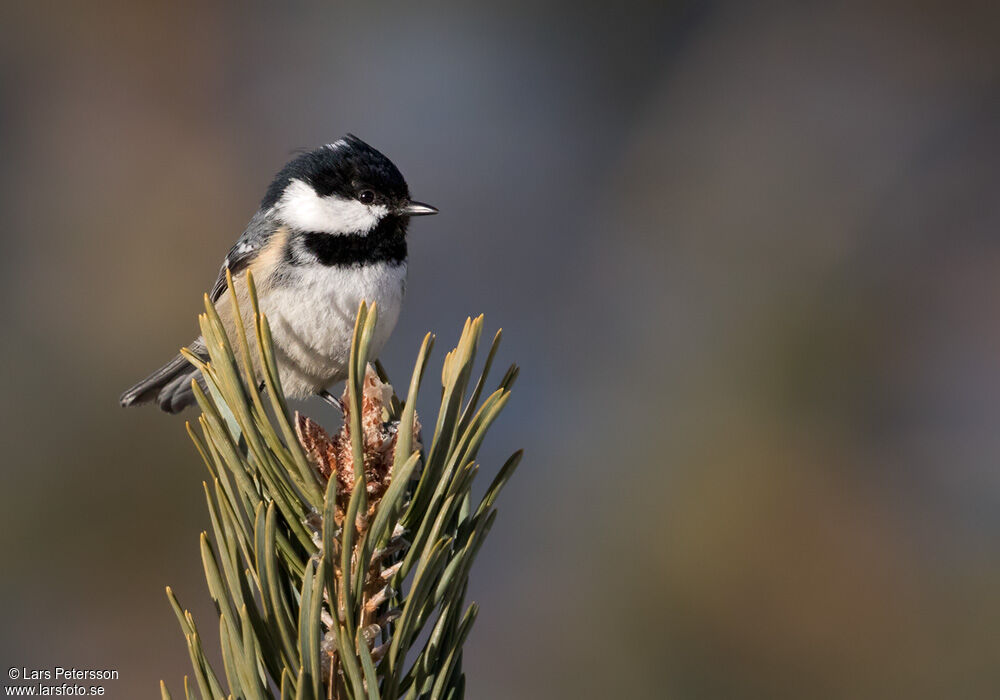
120;339;208;414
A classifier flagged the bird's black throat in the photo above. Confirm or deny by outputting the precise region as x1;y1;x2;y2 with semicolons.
298;215;407;267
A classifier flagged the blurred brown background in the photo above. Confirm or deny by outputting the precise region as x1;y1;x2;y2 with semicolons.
2;1;1000;697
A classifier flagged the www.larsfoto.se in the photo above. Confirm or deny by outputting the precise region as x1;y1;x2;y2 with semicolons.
5;685;107;697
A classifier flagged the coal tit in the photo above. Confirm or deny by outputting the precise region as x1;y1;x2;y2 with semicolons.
120;134;437;413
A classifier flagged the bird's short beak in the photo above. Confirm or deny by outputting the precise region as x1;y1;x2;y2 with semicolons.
400;200;438;217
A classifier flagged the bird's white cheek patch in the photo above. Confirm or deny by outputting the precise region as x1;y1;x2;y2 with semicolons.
279;179;386;235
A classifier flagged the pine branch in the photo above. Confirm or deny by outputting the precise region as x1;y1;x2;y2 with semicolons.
163;272;521;700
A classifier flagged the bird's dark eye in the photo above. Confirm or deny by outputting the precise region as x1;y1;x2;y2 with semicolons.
358;190;375;204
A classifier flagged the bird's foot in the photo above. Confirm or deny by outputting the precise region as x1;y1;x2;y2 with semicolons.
318;389;345;414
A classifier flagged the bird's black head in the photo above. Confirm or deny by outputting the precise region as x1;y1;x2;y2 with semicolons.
262;135;437;235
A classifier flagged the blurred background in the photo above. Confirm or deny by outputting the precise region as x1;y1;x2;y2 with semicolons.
2;0;1000;697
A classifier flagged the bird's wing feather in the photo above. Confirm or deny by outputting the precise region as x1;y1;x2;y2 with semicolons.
209;209;278;301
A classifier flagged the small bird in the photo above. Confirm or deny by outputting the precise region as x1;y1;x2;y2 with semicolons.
120;135;437;413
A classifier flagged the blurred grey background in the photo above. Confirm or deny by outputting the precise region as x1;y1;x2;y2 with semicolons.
2;0;1000;697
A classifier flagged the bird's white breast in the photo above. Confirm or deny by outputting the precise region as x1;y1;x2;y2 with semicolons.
259;262;406;396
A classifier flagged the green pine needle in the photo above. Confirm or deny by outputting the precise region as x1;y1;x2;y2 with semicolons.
161;273;520;700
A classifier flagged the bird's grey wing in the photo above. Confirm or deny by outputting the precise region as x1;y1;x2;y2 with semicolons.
209;209;278;302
